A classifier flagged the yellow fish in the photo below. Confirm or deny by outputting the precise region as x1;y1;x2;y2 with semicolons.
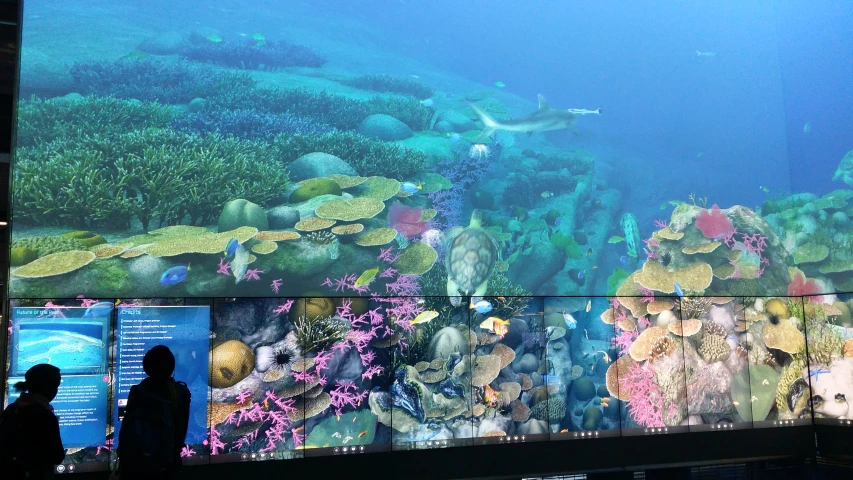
560;429;569;433
410;310;439;325
358;430;368;438
479;317;510;330
353;268;379;288
541;191;554;198
586;300;591;312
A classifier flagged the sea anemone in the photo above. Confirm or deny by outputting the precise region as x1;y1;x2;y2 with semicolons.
255;332;302;380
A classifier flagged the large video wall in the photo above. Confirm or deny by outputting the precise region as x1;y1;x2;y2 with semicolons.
6;294;851;473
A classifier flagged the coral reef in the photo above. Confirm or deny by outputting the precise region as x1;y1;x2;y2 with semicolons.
182;33;326;69
342;74;434;98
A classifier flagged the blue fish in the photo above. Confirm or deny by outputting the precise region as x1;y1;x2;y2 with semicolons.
619;255;628;264
577;270;585;280
448;132;462;142
563;312;577;329
83;301;114;318
160;265;190;285
400;182;421;194
224;238;239;258
470;300;493;314
542;374;560;384
420;98;434;107
554;217;562;226
674;282;684;298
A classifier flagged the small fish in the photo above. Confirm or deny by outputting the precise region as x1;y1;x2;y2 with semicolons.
83;301;114;318
733;401;740;407
448;132;462;142
586;248;593;256
541;191;554;198
620;255;628;264
696;50;716;57
696;151;704;158
601;397;610;402
263;400;269;409
332;432;341;438
660;202;670;210
608;236;625;244
594;200;602;205
762;379;769;385
750;395;758;403
592;265;598;269
343;436;353;444
410;310;439;325
560;429;569;433
358;430;368;438
160;265;189;285
567;108;602;115
470;300;493;314
207;35;223;42
420;99;434;107
252;33;265;40
352;416;358;423
577;270;585;281
759;185;770;194
554;217;562;226
336;415;341;422
497;296;506;301
585;300;592;312
256;40;266;47
494;81;505;88
293;426;304;433
480;317;510;330
224;238;239;257
562;312;577;329
353;268;379;288
803;122;811;134
410;75;420;79
400;182;422;194
542;374;560;384
673;282;684;298
493;323;509;339
483;384;499;406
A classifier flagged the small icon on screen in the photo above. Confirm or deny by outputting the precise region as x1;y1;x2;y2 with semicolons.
118;399;127;407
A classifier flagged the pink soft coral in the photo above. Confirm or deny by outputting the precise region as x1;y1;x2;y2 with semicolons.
788;271;823;299
387;201;429;239
620;362;666;428
695;204;736;240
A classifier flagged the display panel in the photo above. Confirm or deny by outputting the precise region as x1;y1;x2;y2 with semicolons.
608;292;689;436
549;297;620;440
802;294;852;427
112;300;211;464
209;298;305;463
681;297;752;432
5;300;112;473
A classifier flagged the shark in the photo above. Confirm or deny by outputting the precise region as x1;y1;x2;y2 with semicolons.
469;95;597;141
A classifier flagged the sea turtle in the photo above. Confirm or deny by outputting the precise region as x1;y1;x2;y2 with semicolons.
444;209;498;306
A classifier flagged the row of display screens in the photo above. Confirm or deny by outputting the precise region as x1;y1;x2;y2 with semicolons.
3;295;850;474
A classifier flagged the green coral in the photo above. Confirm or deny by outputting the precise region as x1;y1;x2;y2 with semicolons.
805;317;842;365
290;178;342;203
606;269;629;296
550;231;582;259
10;247;38;267
11;236;87;258
14;130;288;230
274;130;426;179
342;74;434;98
62;231;107;248
305;410;378;448
732;365;780;422
293;315;347;352
394;242;438;275
16;96;174;148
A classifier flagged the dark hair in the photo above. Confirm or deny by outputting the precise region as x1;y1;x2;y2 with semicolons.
143;345;175;379
14;364;61;395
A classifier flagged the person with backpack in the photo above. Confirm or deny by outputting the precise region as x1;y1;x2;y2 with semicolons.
0;363;66;479
117;345;191;480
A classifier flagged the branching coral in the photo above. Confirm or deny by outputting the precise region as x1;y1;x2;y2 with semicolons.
273;130;426;179
16;96;174;148
172;106;334;139
806;320;843;365
342;74;434;98
674;297;714;319
14;129;288;229
182;34;326;69
293;315;347;353
69;58;255;103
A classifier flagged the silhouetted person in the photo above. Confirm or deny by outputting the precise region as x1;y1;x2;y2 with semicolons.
0;364;65;479
117;345;191;479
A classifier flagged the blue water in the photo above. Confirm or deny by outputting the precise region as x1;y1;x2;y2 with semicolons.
16;328;104;373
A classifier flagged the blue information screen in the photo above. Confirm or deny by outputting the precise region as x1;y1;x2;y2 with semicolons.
7;306;111;449
113;305;211;447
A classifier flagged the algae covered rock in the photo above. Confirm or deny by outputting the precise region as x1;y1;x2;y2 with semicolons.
582;407;603;430
358;114;413;141
428;327;467;361
572;377;596;401
266;205;300;229
11;235;88;258
10;246;38;267
218;199;269;232
62;230;107;248
138;31;187;55
210;340;255;388
436;110;475;132
288;152;357;182
289;178;342;203
19;47;74;96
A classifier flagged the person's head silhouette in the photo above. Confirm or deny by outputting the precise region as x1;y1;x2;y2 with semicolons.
142;345;176;380
14;363;61;401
